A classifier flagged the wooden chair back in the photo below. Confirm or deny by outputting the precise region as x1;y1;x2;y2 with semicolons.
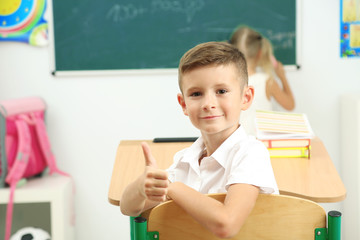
141;194;326;240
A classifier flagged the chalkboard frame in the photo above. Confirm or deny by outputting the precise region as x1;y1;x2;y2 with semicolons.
49;0;302;76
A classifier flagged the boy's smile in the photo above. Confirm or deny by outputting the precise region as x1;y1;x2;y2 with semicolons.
178;64;253;141
201;115;224;120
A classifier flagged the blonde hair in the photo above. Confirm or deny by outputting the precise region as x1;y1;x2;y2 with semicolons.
178;41;248;91
258;37;276;78
230;26;275;77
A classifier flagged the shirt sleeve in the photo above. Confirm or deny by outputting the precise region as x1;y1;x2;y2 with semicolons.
166;148;186;183
226;141;279;194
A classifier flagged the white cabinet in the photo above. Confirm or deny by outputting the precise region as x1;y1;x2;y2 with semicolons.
340;94;360;240
0;175;74;240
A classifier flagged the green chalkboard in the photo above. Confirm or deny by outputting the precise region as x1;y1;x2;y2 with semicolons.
52;0;297;72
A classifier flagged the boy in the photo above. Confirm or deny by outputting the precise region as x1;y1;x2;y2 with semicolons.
120;42;279;238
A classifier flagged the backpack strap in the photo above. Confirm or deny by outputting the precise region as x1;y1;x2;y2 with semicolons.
5;118;31;240
32;113;69;177
0;111;8;188
5;119;31;185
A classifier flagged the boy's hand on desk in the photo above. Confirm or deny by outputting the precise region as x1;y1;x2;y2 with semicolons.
140;142;169;202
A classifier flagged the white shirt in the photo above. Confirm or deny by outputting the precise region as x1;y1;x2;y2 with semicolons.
167;126;279;194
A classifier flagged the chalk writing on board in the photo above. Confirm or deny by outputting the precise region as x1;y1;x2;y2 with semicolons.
266;31;296;49
106;4;147;22
106;0;205;23
151;0;205;23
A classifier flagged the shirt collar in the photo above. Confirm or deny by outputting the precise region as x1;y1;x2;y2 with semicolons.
182;125;248;168
182;137;205;163
211;126;248;167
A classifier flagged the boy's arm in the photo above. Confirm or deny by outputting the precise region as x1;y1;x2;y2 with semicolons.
167;182;259;238
120;142;169;216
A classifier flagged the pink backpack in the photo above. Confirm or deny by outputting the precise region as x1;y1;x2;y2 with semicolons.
0;97;69;240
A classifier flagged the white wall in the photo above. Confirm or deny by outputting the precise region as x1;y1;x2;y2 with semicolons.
0;0;359;239
340;95;360;240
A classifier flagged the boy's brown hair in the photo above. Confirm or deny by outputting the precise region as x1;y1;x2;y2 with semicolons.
178;42;248;91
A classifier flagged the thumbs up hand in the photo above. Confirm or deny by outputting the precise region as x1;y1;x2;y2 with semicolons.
142;141;158;169
139;142;169;202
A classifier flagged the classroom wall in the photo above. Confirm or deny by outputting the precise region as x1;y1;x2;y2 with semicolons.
0;0;359;239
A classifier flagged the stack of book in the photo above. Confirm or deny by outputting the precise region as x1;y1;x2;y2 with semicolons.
255;110;315;158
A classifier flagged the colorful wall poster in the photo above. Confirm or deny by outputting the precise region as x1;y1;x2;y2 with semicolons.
341;0;360;57
0;0;48;46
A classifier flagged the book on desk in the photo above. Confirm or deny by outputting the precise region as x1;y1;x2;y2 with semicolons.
255;110;315;158
267;146;311;158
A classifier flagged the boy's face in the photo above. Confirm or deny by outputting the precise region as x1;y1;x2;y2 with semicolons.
178;64;253;139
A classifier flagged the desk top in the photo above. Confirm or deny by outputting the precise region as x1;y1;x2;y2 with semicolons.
108;137;346;206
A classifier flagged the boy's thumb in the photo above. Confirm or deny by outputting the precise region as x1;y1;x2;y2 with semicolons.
141;142;158;168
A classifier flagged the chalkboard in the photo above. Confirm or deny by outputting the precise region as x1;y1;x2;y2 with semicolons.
52;0;298;73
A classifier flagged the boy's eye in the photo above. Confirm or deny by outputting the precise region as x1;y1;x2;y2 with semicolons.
190;92;201;97
217;89;228;94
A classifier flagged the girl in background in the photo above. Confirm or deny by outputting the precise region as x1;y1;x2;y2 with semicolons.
230;26;295;135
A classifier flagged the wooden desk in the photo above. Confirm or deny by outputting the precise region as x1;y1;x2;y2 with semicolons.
108;138;346;206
